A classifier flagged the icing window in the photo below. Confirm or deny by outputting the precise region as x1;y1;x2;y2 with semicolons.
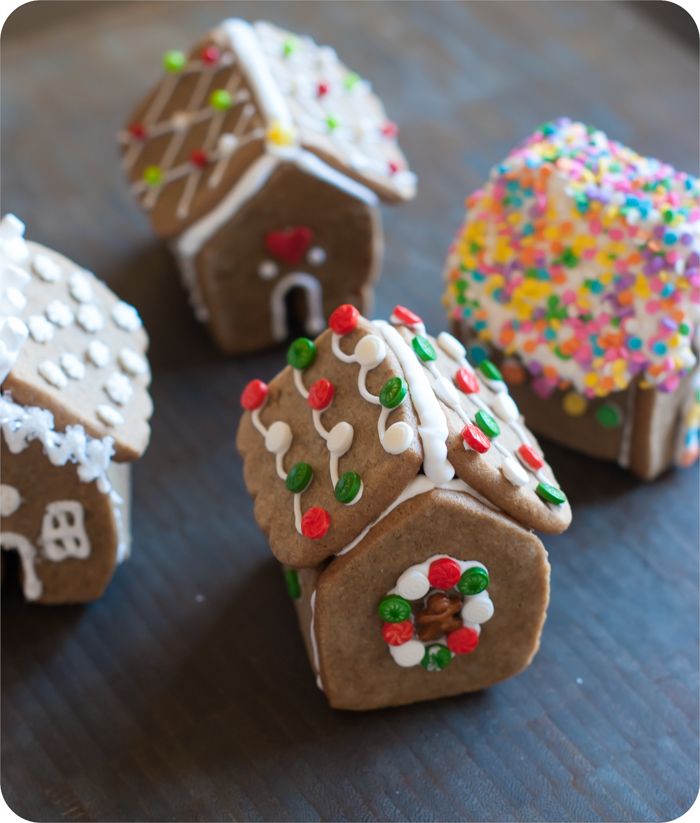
40;501;91;561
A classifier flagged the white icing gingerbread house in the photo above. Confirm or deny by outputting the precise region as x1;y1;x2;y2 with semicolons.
0;215;153;604
120;18;416;354
237;304;571;710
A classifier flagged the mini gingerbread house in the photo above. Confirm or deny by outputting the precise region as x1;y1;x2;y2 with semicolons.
444;119;700;479
120;19;416;355
237;303;570;710
0;215;153;604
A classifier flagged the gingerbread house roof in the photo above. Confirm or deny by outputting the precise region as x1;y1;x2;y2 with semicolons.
0;215;152;463
444;118;700;399
120;19;415;239
237;304;571;569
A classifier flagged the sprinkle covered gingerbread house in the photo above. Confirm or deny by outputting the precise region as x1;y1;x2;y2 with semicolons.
237;303;570;710
444;119;700;479
120;19;415;355
0;216;153;604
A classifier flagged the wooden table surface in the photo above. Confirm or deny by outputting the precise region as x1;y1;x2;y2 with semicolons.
2;2;698;821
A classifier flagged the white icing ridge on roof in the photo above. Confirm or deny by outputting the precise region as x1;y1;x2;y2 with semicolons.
0;215;30;382
0;392;115;494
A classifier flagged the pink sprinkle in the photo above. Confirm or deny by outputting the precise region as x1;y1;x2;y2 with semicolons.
646;300;660;313
589;219;602;235
614;259;628;273
562;290;577;305
609;228;624;242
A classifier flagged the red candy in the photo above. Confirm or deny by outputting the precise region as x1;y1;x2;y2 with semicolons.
190;149;209;168
128;122;147;139
382;121;398;138
382;620;413;646
462;423;490;454
392;305;422;327
388;160;401;175
317;81;330;97
329;304;359;335
428;557;461;589
240;379;268;411
446;626;479;655
301;507;330;540
455;367;479;394
518;444;544;470
201;45;220;64
307;379;335;411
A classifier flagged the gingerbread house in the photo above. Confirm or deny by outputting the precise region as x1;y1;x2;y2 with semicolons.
444;119;700;479
0;215;153;604
237;304;571;710
120;19;416;355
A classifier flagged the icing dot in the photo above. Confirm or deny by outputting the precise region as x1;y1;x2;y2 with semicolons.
68;271;94;303
217;133;238;155
446;626;480;655
378;594;412;622
171;110;192;131
286;462;313;493
354;334;386;368
389;640;425;667
258;260;278;280
381;421;413;454
461;592;494;624
457;565;489;595
334;471;362;504
264;421;292;454
240;379;268;411
5;287;26;313
491;392;520;421
307;246;326;266
395;568;430;600
105;372;133;406
501;456;529;486
307;378;335;411
46;300;74;328
329;304;359;335
38;360;67;389
379;376;407;409
0;484;21;517
77;304;104;333
300;506;330;539
112;301;142;332
86;340;111;367
428;557;461;589
437;331;466;360
382;620;414;646
287;337;317;369
326;421;353;456
421;643;453;671
118;348;148;376
595;403;622;428
27;315;53;343
32;254;61;282
60;353;85;381
563;391;588;417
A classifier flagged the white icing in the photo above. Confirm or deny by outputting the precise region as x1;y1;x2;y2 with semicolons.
118;347;147;376
111;301;142;332
265;420;292;454
68;271;94;303
307;246;326;266
96;405;124;427
77;304;104;333
354;334;386;368
0;533;42;600
461;591;494;624
258;260;278;280
270;271;325;340
491;392;519;422
32;253;61;283
38;359;67;389
45;300;74;328
389;640;425;667
0;218;30;380
395;567;430;600
326;421;353;455
501;456;528;487
0;483;21;517
0;392;115;492
40;500;91;561
381;421;413;454
437;331;466;361
0;317;28;383
309;589;323;689
60;353;85;381
87;340;111;367
104;372;133;406
27;315;53;343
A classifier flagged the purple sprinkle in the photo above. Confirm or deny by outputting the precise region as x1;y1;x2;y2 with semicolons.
653;226;666;240
651;257;664;272
688;252;700;267
661;317;677;331
680;233;693;246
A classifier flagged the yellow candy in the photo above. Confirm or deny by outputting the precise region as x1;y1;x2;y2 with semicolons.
266;121;296;147
584;373;598;388
563;391;587;417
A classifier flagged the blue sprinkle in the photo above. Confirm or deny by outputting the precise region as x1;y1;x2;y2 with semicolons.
544;328;557;341
661;283;675;298
523;223;534;236
470;345;488;364
653;341;667;356
473;270;487;282
473;320;488;331
628;336;643;350
664;232;677;245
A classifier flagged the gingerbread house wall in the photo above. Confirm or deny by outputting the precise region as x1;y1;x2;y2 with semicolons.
183;160;381;354
1;440;122;604
293;488;549;711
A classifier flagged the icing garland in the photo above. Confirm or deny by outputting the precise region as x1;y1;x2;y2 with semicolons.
379;554;493;670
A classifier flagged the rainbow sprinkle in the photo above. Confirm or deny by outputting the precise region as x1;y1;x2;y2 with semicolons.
443;118;700;398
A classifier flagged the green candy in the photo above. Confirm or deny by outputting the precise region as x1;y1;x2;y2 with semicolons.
143;165;162;186
474;409;500;439
287;337;317;369
479;359;503;382
595;403;622;429
209;89;232;110
379;376;407;409
326;115;340;131
335;471;362;504
421;644;453;672
286;462;313;494
163;49;186;72
536;482;567;506
282;38;297;57
344;72;360;90
458;567;489;596
378;594;411;623
411;335;436;362
284;568;301;599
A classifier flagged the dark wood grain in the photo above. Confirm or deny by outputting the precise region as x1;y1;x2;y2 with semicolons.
2;2;698;821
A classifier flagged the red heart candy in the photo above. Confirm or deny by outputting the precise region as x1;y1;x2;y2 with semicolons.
264;226;314;266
